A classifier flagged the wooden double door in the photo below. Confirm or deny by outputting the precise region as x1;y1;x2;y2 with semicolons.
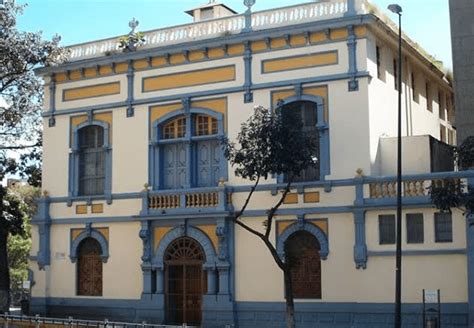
165;237;207;326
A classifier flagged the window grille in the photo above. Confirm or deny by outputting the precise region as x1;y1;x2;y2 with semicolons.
435;212;453;243
406;213;424;244
379;214;396;245
78;125;105;196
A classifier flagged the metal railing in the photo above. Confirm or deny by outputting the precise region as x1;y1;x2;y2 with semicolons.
67;0;369;61
1;314;193;328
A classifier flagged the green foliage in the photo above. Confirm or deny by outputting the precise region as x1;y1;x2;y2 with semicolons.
430;137;474;217
224;105;317;181
7;185;38;290
118;32;145;52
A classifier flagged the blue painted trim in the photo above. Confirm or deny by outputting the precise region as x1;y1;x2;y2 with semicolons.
42;71;371;118
367;249;466;256
344;0;357;17
276;220;329;261
48;77;56;127
37;14;374;75
243;41;253;103
69;224;110;263
347;25;359;91
126;60;135;117
275;94;330;182
69;120;113;204
465;179;474;327
150;106;226;191
153;225;218;268
353;209;367;269
32;197;51;270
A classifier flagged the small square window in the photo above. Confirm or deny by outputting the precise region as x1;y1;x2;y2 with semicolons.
406;213;424;244
435;212;453;243
379;214;395;245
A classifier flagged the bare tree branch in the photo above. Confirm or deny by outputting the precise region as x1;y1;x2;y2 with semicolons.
265;179;292;239
234;176;260;221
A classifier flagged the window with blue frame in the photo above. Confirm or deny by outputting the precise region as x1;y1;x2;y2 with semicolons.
282;101;320;182
157;114;222;190
78;125;105;196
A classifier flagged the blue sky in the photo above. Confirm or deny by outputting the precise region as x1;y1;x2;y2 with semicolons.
16;0;452;69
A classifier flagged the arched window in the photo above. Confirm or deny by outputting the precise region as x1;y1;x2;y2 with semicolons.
284;231;321;299
158;113;222;190
77;238;103;296
282;101;320;182
78;125;105;195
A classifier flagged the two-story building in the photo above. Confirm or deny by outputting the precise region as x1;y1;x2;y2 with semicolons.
30;0;474;327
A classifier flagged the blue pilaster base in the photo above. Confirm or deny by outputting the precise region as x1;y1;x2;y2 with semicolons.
202;294;235;328
135;293;165;324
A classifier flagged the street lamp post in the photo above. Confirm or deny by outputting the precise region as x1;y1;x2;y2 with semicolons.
388;4;403;328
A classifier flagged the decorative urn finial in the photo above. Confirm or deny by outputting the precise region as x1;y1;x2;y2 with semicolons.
244;0;256;11
129;17;139;34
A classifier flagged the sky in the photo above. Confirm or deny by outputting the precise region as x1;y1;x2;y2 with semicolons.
15;0;452;69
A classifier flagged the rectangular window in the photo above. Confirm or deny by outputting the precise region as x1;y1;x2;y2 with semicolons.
376;46;381;79
438;91;446;120
406;213;424;244
435;212;453;242
426;82;432;112
393;59;398;90
440;125;447;143
379;214;396;245
411;72;419;102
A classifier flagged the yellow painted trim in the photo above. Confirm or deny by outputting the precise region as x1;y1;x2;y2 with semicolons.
170;53;186;65
290;34;306;47
189;50;206;62
272;90;296;107
150;103;183;123
70;112;113;146
96;227;109;241
91;204;104;214
99;65;114;76
310;32;328;43
154;226;173;250
63;82;121;101
71;228;83;241
69;70;82;80
208;48;225;58
192;97;227;131
304;192;320;203
115;62;129;73
283;193;298;204
55;73;68;83
330;28;348;40
251;40;267;52
75;205;88;215
143;66;236;92
133;59;149;70
71;115;88;128
355;26;367;37
84;67;97;78
270;38;287;49
152;57;167;67
228;44;245;55
197;225;218;251
277;219;328;236
262;51;338;73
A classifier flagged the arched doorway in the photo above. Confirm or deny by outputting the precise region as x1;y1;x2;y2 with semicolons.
165;237;207;325
284;230;322;299
77;237;103;296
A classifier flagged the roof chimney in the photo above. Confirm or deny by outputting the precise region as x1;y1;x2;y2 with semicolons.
185;1;237;22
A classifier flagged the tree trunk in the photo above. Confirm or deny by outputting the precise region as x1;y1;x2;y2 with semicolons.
0;229;10;313
283;268;296;328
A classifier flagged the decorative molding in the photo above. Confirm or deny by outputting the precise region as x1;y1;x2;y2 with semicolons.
69;224;110;263
353;209;367;269
32;196;51;270
276;221;329;261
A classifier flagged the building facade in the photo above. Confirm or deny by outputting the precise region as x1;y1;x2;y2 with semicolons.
30;0;473;327
449;0;474;144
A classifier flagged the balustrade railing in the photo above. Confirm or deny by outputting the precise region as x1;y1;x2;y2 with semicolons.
368;178;463;199
67;0;370;61
146;187;230;211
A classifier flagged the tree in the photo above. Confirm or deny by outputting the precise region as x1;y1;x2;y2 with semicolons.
224;105;317;328
0;0;67;312
430;137;474;217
